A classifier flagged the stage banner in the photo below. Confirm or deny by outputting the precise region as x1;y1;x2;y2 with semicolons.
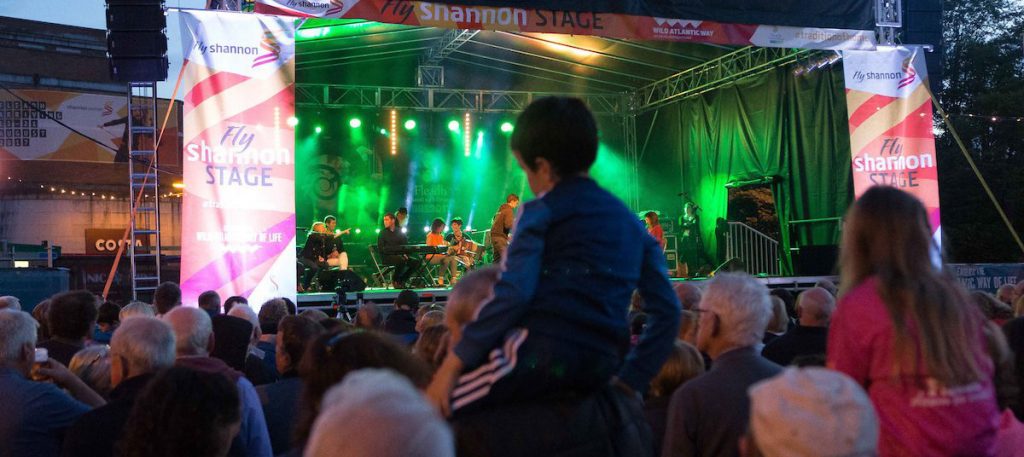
255;0;875;50
179;10;297;309
0;89;181;164
842;46;940;243
950;263;1024;295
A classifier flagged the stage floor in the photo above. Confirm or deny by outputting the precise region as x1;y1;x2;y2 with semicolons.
295;275;837;310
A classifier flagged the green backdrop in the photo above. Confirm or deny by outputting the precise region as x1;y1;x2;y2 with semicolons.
636;65;853;274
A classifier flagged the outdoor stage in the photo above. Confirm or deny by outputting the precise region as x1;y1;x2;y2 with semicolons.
168;3;938;310
295;275;838;310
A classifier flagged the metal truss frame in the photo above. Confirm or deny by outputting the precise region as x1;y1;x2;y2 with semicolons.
634;46;814;113
420;29;480;67
295;84;629;116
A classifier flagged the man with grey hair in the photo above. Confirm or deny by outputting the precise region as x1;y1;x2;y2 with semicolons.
165;307;272;457
0;295;20;311
62;317;176;457
662;273;782;457
256;298;289;378
762;287;835;366
673;283;702;311
0;309;104;457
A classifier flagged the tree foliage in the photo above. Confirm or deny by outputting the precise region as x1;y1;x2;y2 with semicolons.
936;0;1024;262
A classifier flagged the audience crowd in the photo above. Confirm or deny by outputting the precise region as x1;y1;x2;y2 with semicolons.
3;99;1024;457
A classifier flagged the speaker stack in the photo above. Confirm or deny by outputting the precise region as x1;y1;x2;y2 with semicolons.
903;0;943;90
105;0;169;82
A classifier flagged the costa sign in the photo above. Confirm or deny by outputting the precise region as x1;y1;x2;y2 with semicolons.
85;229;151;255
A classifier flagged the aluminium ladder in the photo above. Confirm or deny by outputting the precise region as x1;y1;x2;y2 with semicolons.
126;82;162;301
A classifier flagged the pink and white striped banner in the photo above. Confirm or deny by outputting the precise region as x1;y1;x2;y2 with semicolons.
179;11;297;309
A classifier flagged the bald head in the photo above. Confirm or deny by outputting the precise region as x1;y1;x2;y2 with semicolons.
796;287;835;327
0;296;21;311
673;283;702;311
164;307;213;357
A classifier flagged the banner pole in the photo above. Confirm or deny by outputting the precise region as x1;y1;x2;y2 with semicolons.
926;86;1024;256
102;61;190;300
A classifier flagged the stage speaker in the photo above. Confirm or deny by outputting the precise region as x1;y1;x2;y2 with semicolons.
903;0;943;90
317;269;366;293
105;0;169;82
795;245;839;276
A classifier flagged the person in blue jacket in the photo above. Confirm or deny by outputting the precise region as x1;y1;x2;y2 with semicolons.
426;96;681;418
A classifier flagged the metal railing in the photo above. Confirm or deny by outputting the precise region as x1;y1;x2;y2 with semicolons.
724;222;780;276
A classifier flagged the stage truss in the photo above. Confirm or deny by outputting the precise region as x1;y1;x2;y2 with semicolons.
296;42;825;211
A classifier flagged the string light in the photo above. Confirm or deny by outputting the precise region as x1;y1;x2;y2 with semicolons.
464;112;472;157
954;113;1024;123
390;109;397;156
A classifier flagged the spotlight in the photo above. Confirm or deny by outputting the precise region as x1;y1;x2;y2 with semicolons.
314;126;323;134
286;116;299;127
401;227;407;234
172;182;185;189
355;228;361;234
423;226;430;233
404;119;416;130
375;228;381;234
500;122;514;132
448;120;460;132
349;118;362;128
379;128;388;135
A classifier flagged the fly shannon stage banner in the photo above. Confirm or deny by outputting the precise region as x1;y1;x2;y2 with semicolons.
179;11;297;308
842;46;940;242
255;0;875;50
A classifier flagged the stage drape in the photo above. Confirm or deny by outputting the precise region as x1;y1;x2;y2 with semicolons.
638;66;852;275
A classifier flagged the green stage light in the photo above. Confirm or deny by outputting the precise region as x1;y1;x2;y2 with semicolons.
448;120;460;132
375;228;381;234
404;119;416;130
349;118;362;128
423;226;430;233
379;128;388;135
286;116;299;127
500;122;514;132
314;126;323;134
355;228;362;234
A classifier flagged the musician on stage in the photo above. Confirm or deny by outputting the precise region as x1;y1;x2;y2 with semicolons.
378;212;421;289
323;215;351;270
425;218;449;285
678;201;712;277
442;218;476;285
644;211;667;250
298;222;331;292
490;194;519;264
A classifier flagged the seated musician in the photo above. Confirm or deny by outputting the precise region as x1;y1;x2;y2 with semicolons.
425;218;449;285
442;218;476;285
324;215;351;270
298;222;331;292
377;212;421;289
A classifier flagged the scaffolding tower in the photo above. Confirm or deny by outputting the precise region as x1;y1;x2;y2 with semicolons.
127;82;162;301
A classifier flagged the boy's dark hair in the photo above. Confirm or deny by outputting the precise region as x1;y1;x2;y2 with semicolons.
153;282;182;315
223;296;247;314
324;215;336;225
97;301;122;325
383;212;396;223
48;290;99;340
450;218;463;227
396;207;408;216
431;218;445;232
510;96;598;177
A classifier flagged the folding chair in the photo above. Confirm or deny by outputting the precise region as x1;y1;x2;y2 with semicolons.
367;245;395;288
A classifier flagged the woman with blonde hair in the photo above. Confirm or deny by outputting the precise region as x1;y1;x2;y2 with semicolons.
827;186;998;456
